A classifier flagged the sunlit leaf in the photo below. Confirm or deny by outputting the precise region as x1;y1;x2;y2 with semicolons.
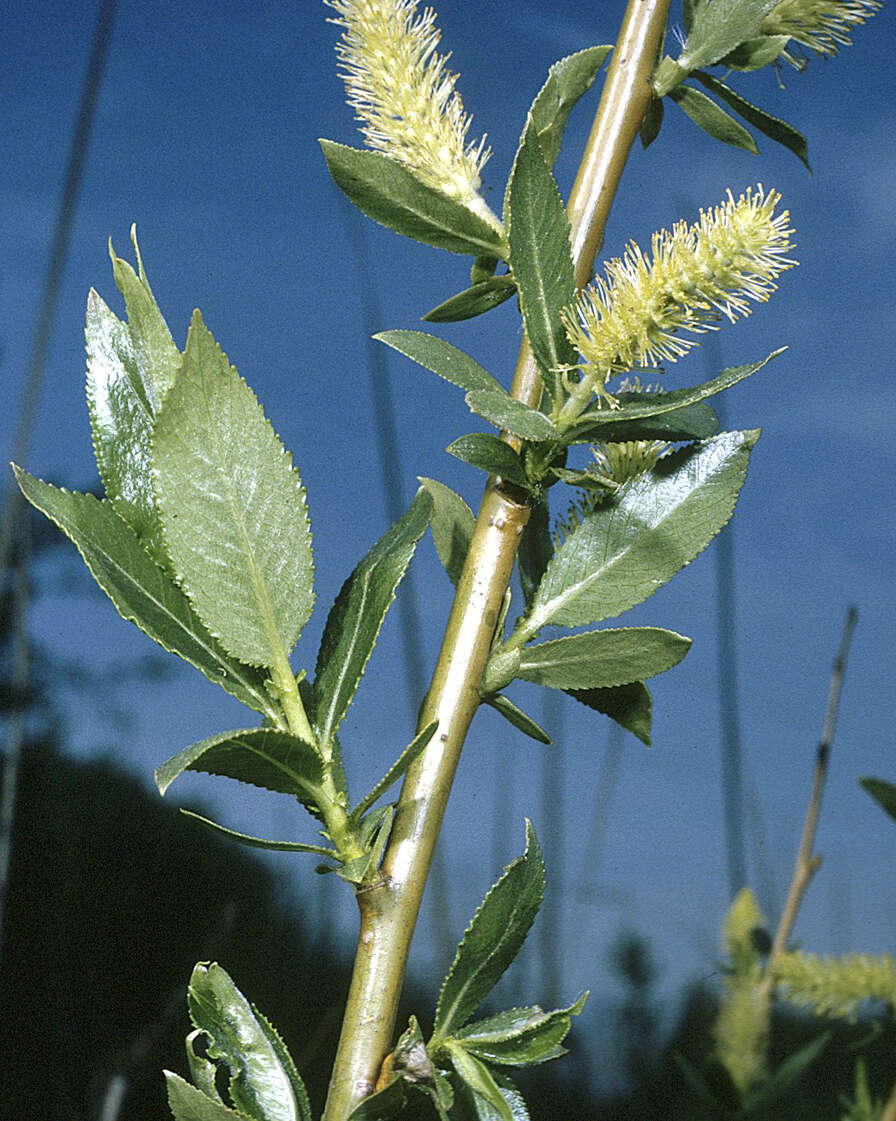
320;140;506;258
434;821;545;1040
153;311;314;667
517;627;691;689
375;330;504;394
526;431;759;630
311;490;432;752
13;469;277;720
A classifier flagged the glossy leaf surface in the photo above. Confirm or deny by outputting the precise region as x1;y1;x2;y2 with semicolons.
186;962;310;1121
670;85;758;153
320;140;506;258
108;228;181;405
86;288;169;567
345;1078;406;1120
505;123;576;400
447;435;530;489
447;1044;514;1121
419;477;474;586
455;994;587;1067
165;1073;244;1121
527;46;612;167
155;727;323;812
375;330;503;394
527;431;759;630
422;276;516;322
465;389;558;441
13;469;277;719
566;354;779;439
154;311;314;668
311;489;432;751
434;821;545;1039
568;401;718;445
517;627;691;689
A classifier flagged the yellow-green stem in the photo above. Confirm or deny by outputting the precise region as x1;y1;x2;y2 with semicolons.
322;3;671;1117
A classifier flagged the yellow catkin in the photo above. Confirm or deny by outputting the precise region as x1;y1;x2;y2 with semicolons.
557;186;795;420
761;0;881;63
774;951;896;1019
326;0;498;227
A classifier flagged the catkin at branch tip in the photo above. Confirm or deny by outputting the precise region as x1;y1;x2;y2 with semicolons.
326;0;498;227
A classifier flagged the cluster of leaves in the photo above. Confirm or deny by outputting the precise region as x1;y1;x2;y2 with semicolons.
324;40;779;747
165;824;579;1121
648;0;819;165
14;231;441;885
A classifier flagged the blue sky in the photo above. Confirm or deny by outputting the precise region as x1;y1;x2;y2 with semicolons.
3;0;895;1065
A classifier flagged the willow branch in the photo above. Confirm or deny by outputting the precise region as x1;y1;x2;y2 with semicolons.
321;3;671;1117
758;605;858;1006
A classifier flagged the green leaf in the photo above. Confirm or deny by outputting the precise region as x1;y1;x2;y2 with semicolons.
334;805;394;884
155;728;324;815
569;401;719;444
13;469;277;720
351;720;438;821
108;226;181;406
419;477;474;586
526;431;759;630
465;389;558;441
319;140;506;258
517;627;691;690
153;311;314;668
165;1073;244;1121
453;1071;530;1121
311;489;432;751
454;994;587;1067
677;0;780;71
86;229;181;570
693;71;810;169
345;1078;406;1120
517;495;552;609
683;0;703;35
375;330;504;395
447;1044;515;1121
422;276;517;323
483;694;551;744
568;681;653;746
859;777;896;823
505;123;576;401
179;810;336;857
640;96;664;149
720;34;790;70
566;353;780;439
186;1029;224;1102
743;1032;831;1115
528;46;612;167
186;963;309;1121
434;821;545;1040
86;288;170;567
670;85;758;153
447;434;530;490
